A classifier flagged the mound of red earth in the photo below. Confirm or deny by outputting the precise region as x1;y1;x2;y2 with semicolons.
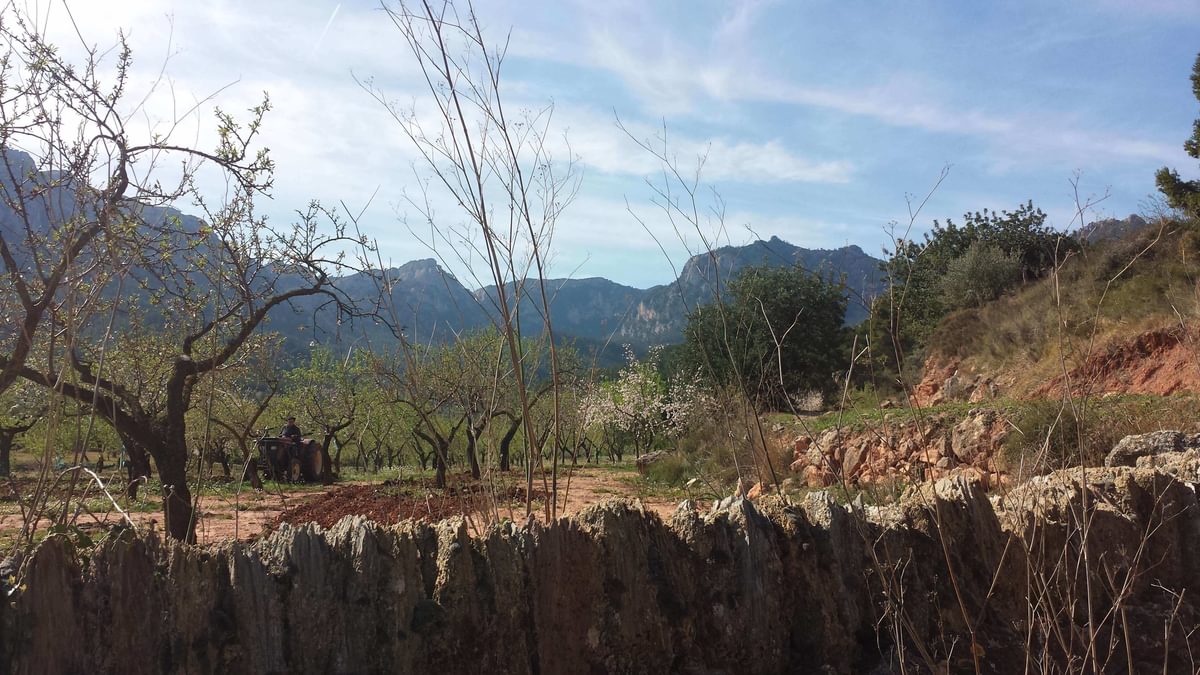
915;326;1200;405
1037;327;1200;397
272;477;543;530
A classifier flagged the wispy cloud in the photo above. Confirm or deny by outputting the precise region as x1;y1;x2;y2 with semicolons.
553;2;1186;171
542;105;853;184
311;3;341;56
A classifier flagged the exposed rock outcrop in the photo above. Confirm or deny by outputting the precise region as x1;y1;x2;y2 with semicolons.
1105;430;1200;467
912;359;1001;407
789;407;1010;488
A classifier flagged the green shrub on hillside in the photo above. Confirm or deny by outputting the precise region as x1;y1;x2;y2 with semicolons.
940;242;1021;310
872;201;1077;376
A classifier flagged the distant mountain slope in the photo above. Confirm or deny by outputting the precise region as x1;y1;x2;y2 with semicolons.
1075;214;1149;244
613;237;885;345
474;238;886;349
1;148;885;362
474;277;645;344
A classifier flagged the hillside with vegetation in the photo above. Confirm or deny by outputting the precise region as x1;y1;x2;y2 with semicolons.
914;215;1198;402
2;3;1200;673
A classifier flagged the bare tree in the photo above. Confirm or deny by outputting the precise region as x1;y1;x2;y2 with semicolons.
361;0;579;516
0;7;272;395
17;197;363;541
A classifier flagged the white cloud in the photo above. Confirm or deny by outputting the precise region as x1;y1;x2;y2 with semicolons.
14;0;1187;289
521;2;1183;172
539;104;852;184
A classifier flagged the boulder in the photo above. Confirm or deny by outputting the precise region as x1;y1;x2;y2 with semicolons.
1105;431;1200;467
943;371;972;401
802;465;834;488
950;409;1005;465
746;482;764;500
793;435;812;454
635;449;670;475
968;378;999;404
815;428;842;462
842;440;869;478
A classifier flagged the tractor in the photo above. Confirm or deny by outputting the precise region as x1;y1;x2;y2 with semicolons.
254;435;333;484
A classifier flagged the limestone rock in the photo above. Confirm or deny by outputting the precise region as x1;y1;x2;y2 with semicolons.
635;449;669;475
951;408;1006;465
6;463;1200;672
1105;430;1200;467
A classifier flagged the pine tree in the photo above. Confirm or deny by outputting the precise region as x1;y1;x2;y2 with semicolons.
1156;52;1200;217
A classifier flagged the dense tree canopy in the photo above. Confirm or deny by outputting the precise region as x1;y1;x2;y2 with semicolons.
871;201;1074;375
680;264;849;409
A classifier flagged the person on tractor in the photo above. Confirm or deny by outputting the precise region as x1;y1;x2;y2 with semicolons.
281;416;303;445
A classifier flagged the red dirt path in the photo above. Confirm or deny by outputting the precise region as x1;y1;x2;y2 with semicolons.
1;466;681;547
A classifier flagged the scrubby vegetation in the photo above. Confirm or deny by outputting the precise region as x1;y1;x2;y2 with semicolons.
867;200;1076;379
2;2;1200;669
923;217;1200;391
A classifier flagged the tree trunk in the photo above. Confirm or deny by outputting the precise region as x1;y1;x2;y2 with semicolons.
154;445;196;543
320;434;336;484
498;417;520;472
124;443;153;500
0;431;13;477
465;430;482;480
434;445;447;489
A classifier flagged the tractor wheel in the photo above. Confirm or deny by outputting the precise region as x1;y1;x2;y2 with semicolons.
303;443;325;483
288;457;303;483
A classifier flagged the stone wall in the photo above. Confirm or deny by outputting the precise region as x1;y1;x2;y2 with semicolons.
789;407;1011;489
3;451;1200;673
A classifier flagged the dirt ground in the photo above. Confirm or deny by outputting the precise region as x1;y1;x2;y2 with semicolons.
1;465;684;547
271;466;683;534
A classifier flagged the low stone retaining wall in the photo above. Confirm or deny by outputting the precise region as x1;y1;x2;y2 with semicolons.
3;450;1199;673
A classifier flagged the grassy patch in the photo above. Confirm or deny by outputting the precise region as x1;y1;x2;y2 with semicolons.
1003;394;1200;472
617;473;689;501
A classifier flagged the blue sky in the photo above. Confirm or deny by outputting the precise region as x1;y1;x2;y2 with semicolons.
38;0;1200;288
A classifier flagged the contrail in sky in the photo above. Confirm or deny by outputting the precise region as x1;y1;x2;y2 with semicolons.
312;3;342;55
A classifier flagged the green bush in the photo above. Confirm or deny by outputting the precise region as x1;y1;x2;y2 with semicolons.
680;264;850;409
643;453;691;486
940;242;1021;310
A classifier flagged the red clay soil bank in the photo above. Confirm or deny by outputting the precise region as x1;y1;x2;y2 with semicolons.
1037;327;1200;397
915;326;1200;404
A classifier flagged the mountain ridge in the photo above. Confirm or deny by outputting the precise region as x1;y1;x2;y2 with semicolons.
0;148;886;364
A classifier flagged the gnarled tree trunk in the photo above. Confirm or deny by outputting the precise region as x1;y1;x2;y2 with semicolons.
120;437;153;500
0;430;14;477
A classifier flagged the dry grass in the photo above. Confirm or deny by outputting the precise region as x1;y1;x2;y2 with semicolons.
926;219;1200;395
